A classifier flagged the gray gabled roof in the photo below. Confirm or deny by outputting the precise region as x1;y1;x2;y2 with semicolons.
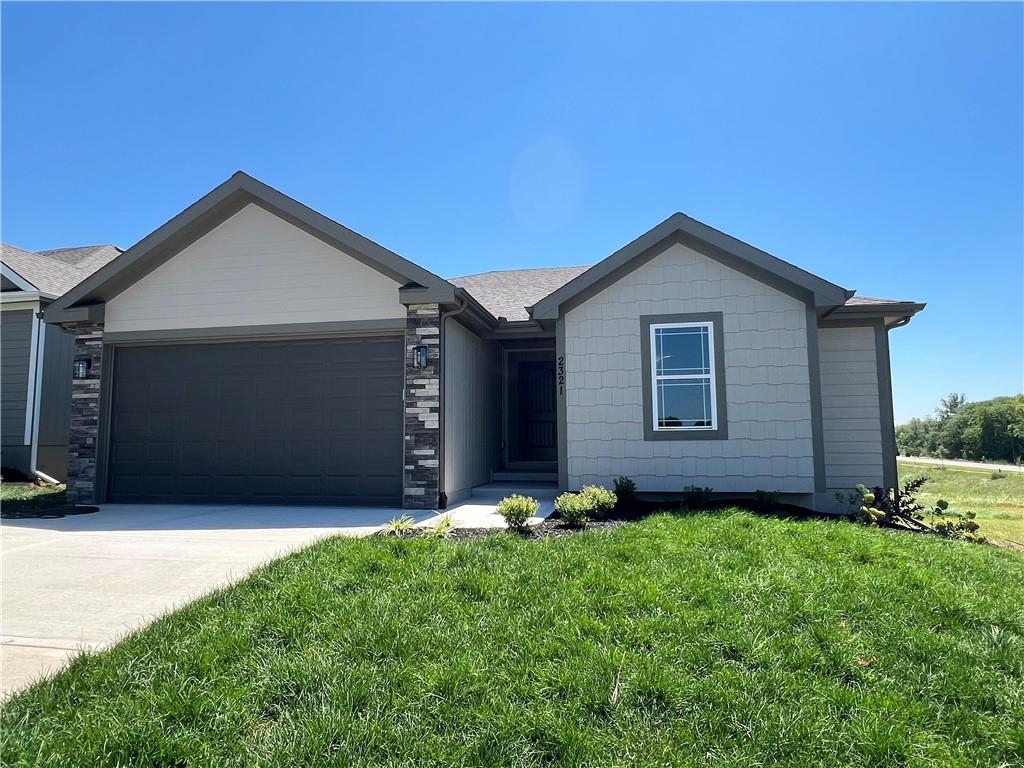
1;242;121;298
450;266;590;321
45;172;459;323
529;212;854;320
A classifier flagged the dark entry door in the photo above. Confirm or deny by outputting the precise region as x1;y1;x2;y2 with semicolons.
516;360;557;462
106;336;404;506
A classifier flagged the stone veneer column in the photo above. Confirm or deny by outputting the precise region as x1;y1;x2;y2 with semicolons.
403;304;441;509
66;322;104;505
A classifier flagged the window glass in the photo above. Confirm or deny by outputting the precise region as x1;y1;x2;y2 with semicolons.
655;325;710;376
650;321;717;431
657;380;713;428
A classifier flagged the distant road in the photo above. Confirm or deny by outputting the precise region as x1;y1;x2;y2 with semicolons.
898;456;1024;474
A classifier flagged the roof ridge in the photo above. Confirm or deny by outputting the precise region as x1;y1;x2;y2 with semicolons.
448;264;591;280
38;243;118;253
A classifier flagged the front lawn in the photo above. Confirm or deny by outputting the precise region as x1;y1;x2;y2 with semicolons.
0;482;66;515
898;459;1024;544
2;512;1022;767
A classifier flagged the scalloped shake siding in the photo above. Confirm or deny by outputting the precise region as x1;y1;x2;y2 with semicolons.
563;242;815;493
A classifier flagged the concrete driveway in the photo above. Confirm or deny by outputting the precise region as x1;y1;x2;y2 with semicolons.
0;503;428;699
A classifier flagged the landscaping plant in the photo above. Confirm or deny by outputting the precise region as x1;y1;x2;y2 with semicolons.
496;494;538;533
427;513;456;540
613;475;637;507
681;485;713;508
382;515;416;537
581;485;616;518
554;491;593;528
928;499;986;543
852;478;988;544
752;490;781;513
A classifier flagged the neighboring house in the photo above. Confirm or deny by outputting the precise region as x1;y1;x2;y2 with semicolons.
44;173;924;511
1;243;121;481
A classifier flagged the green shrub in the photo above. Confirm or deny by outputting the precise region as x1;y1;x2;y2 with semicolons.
929;499;986;542
613;476;636;506
581;485;617;518
682;485;713;508
849;484;885;525
752;490;781;513
555;492;593;528
382;515;415;537
497;494;538;532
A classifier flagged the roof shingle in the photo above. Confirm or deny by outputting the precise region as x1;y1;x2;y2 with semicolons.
1;243;121;297
449;265;591;321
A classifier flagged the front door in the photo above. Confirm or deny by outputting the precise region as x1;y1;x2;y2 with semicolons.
515;360;557;462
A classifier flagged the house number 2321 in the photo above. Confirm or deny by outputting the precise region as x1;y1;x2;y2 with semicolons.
557;355;565;395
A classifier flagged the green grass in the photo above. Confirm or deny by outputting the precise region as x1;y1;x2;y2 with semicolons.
898;460;1024;544
0;481;66;511
3;512;1022;767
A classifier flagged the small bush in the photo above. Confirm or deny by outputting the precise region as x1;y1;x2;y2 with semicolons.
682;485;713;508
929;499;986;543
753;490;781;513
497;494;538;532
382;515;415;537
555;492;593;528
613;476;636;506
990;471;1006;481
581;485;617;518
848;484;885;525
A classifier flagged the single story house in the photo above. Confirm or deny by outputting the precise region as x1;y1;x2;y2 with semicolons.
43;172;924;512
2;243;121;481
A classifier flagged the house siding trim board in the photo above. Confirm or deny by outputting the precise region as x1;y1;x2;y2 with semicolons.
530;214;849;321
45;173;457;325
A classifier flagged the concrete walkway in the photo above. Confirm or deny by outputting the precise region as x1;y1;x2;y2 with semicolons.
898;456;1024;473
0;503;432;699
419;483;558;529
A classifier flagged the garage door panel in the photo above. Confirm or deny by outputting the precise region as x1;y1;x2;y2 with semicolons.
107;336;404;506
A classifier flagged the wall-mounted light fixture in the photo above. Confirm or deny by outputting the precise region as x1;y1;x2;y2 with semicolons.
413;345;429;369
72;358;91;380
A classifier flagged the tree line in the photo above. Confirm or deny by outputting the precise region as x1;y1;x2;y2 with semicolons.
896;393;1024;464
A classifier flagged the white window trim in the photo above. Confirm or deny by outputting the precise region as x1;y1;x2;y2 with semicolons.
649;321;718;432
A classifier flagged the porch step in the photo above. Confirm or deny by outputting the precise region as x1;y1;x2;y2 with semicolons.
471;482;559;501
492;471;558;483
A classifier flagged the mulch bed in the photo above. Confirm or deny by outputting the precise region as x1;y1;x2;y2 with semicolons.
445;516;631;541
426;500;832;542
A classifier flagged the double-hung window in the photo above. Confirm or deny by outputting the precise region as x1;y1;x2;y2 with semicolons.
649;321;718;431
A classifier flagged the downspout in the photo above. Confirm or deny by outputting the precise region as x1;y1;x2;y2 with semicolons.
437;293;470;508
29;310;59;485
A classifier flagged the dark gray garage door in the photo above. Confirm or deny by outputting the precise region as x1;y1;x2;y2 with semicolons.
107;336;404;505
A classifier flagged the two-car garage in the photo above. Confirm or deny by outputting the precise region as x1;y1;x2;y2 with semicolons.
105;336;405;506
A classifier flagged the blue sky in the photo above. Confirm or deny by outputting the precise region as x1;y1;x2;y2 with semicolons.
2;2;1021;422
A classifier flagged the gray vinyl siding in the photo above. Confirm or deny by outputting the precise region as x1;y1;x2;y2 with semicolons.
818;325;884;491
563;241;815;493
36;322;75;480
443;317;499;502
1;310;32;456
